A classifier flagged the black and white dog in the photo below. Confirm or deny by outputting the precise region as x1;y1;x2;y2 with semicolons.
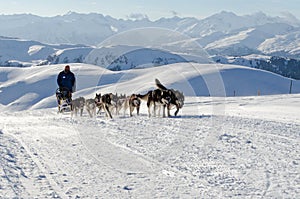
138;79;184;117
155;79;184;116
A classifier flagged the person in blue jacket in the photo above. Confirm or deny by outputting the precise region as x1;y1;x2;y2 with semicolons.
57;65;76;102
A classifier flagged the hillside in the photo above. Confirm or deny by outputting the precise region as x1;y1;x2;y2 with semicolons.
212;55;300;80
0;63;299;111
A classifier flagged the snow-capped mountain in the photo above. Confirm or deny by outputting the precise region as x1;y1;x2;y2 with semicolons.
0;11;299;58
0;37;197;69
176;11;287;37
1;11;300;79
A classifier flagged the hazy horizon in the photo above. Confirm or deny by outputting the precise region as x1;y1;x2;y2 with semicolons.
0;0;299;20
1;10;299;22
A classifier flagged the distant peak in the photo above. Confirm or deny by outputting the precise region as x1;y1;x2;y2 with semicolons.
206;11;239;20
65;11;76;16
217;11;237;17
249;11;270;19
220;10;236;15
126;13;149;21
60;11;83;17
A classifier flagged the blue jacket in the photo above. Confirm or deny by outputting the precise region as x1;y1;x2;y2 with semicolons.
57;70;76;92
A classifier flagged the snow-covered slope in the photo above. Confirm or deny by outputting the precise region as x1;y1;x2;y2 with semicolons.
258;30;300;57
0;37;52;66
47;47;94;65
0;63;299;111
85;45;194;70
0;92;299;198
0;36;90;66
204;23;295;56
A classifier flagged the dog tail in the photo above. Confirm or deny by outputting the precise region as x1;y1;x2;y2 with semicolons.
155;78;168;90
137;91;151;101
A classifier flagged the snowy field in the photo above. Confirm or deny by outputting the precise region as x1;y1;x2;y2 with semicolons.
0;63;300;198
0;94;299;198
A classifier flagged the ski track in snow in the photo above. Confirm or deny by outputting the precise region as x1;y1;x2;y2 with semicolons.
0;96;299;198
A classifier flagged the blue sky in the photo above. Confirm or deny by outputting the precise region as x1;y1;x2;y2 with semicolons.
1;0;299;20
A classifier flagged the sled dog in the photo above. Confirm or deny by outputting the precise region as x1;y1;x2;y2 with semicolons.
138;79;184;117
85;98;97;118
94;93;103;115
138;89;172;117
155;78;184;116
122;94;141;117
93;93;114;119
71;97;85;117
97;93;114;119
111;93;127;115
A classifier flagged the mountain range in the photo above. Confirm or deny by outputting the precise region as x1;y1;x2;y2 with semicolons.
1;11;300;79
1;11;300;55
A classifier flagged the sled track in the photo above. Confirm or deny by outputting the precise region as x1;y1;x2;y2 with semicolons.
76;119;212;181
4;128;67;198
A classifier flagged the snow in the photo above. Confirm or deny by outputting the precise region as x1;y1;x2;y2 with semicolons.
27;45;45;56
85;45;190;70
0;62;299;197
0;94;299;198
211;29;254;48
258;31;300;57
1;63;299;111
0;10;300;197
204;23;295;56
